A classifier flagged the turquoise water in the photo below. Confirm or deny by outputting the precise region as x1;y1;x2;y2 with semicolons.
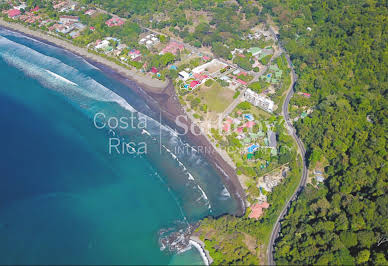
0;28;237;264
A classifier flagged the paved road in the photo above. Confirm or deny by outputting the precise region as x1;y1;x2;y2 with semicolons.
266;53;308;265
266;27;308;265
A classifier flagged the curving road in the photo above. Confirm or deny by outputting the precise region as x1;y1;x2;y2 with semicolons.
266;50;308;264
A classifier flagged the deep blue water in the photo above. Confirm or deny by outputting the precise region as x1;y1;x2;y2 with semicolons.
0;28;237;264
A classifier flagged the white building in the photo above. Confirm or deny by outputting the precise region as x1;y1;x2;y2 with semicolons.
95;40;110;50
244;89;274;112
59;16;79;24
178;71;190;81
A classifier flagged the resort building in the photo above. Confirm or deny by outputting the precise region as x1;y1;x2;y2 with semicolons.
244;89;274;112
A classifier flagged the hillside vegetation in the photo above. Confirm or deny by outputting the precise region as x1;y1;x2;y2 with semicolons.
260;0;388;264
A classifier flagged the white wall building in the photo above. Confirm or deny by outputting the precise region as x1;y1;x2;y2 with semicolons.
244;89;274;112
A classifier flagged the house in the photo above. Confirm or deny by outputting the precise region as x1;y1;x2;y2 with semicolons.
248;202;270;219
244;89;274;112
160;41;184;55
193;73;209;83
8;9;21;19
105;17;125;27
237;79;247;86
128;49;141;61
53;1;67;10
151;67;158;74
59;15;79;24
85;9;97;16
89;26;95;31
31;6;40;12
190;80;200;89
178;71;190;81
95;39;110;50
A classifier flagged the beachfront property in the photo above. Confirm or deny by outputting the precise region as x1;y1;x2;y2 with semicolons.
7;9;21;19
244;89;274;112
49;23;74;34
139;33;159;48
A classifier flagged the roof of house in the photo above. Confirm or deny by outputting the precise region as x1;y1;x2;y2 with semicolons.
31;6;40;12
237;79;247;85
105;17;125;27
248;202;270;219
60;15;79;20
8;9;21;17
190;80;200;88
151;67;158;73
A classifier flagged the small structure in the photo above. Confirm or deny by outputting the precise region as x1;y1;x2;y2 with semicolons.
248;202;270;219
151;67;158;74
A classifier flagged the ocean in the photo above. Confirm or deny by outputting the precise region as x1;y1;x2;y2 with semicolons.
0;28;238;265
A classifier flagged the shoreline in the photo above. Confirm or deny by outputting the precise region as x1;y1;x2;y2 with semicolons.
0;18;168;92
189;236;213;265
0;20;246;216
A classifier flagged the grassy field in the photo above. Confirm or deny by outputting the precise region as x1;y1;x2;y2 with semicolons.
194;81;234;113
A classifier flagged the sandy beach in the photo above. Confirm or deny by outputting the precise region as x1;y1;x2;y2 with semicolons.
0;19;246;216
0;18;168;92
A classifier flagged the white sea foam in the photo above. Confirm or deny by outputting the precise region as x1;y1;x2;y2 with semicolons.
221;187;231;198
45;69;78;86
189;240;209;266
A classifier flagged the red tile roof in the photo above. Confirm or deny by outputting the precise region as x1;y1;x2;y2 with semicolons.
190;80;200;88
151;67;158;74
248;202;270;219
8;9;21;18
237;79;247;85
31;6;40;12
105;17;125;27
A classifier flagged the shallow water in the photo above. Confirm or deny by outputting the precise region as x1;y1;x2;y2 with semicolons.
0;28;238;264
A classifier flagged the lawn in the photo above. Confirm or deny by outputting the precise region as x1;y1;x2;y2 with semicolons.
195;81;234;113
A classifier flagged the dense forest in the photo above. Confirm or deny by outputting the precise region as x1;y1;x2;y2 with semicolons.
260;0;388;264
